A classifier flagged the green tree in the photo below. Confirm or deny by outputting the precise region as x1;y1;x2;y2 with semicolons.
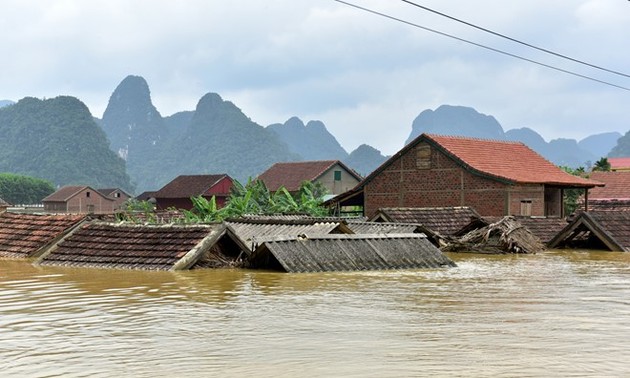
0;173;55;204
560;166;587;215
592;157;611;172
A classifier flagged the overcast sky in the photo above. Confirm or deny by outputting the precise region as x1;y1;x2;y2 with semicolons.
2;0;629;155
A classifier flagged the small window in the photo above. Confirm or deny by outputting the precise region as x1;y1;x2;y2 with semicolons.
115;192;121;198
416;144;431;169
520;200;532;216
86;191;91;198
334;170;342;181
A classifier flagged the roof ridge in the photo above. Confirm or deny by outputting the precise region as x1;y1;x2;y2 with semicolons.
425;133;523;145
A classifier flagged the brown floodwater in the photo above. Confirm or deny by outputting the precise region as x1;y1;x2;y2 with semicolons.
1;250;630;377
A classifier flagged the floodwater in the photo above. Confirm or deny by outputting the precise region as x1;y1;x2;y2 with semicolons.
1;251;630;377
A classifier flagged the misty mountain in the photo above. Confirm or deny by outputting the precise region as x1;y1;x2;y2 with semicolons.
0;96;132;191
578;132;621;159
406;105;505;144
343;144;388;177
100;75;169;191
267;117;348;161
608;130;630;158
408;104;600;168
0;100;14;108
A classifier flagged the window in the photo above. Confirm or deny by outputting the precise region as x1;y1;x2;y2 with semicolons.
115;192;121;198
416;144;431;169
520;200;532;216
334;170;342;181
86;191;90;198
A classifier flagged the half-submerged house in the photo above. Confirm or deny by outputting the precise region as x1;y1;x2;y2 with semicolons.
548;211;630;252
42;185;117;214
584;171;630;211
257;160;362;196
36;222;248;270
329;134;602;218
153;174;233;210
248;234;456;273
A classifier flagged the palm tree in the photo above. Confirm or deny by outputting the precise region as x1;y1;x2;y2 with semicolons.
592;157;611;172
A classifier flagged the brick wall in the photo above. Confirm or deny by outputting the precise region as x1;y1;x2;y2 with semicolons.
364;142;550;217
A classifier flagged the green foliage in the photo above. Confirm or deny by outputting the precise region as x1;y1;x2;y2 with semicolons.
0;96;134;192
592;157;611;172
0;173;55;204
561;166;587;215
181;179;329;223
116;199;157;223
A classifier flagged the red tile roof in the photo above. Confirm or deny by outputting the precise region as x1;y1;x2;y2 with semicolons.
609;157;630;170
425;134;600;187
257;160;360;192
0;212;86;258
155;174;231;198
588;171;630;199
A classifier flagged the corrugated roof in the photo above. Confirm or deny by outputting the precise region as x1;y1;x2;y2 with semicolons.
38;223;224;270
373;207;482;236
346;221;420;234
257;160;361;192
588;171;630;200
549;211;630;252
249;234;456;272
154;174;230;198
225;219;352;253
0;212;86;258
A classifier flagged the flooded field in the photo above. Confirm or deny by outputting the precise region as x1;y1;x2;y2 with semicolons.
1;250;630;377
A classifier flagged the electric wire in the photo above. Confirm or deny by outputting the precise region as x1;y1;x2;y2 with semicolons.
401;0;630;79
333;0;630;92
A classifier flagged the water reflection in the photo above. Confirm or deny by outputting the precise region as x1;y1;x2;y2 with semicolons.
1;251;630;377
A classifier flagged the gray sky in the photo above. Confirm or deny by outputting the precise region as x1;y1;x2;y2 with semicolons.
2;0;629;155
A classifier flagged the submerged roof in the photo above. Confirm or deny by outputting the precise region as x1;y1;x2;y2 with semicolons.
225;218;352;253
345;221;421;234
249;234;456;273
372;207;482;236
257;160;361;192
154;174;231;198
588;171;630;200
38;223;226;270
549;211;630;252
0;212;86;258
513;216;569;244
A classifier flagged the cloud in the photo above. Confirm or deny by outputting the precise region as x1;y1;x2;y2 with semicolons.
1;0;629;155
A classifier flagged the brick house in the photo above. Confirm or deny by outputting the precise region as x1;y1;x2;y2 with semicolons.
153;174;233;210
328;134;602;218
98;188;132;211
257;160;362;196
42;185;116;214
583;171;630;211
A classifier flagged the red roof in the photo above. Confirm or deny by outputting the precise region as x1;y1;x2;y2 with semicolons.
257;160;361;192
588;171;630;199
609;157;630;170
424;134;600;187
155;174;231;198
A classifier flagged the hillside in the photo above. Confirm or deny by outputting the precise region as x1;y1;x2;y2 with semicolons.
0;96;132;191
267;117;348;161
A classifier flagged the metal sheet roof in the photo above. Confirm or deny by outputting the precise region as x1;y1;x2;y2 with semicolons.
346;221;420;234
250;234;456;273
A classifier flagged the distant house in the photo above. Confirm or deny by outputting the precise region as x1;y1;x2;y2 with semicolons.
328;134;602;218
257;160;362;196
153;174;233;210
98;188;132;211
584;171;630;211
42;185;116;214
608;157;630;172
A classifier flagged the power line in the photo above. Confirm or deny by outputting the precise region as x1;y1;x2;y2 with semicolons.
333;0;630;92
400;0;630;79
